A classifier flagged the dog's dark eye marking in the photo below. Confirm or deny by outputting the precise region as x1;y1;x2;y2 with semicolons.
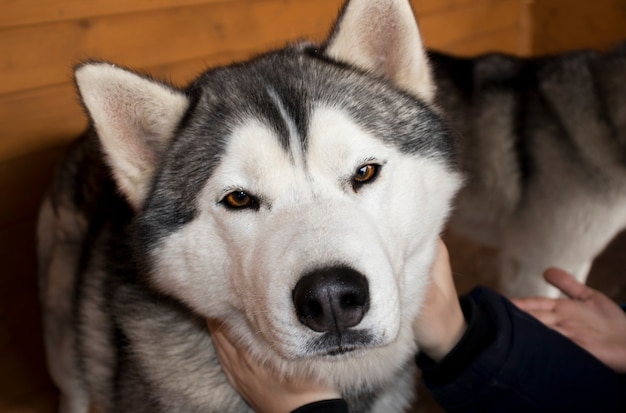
221;191;259;211
352;164;381;191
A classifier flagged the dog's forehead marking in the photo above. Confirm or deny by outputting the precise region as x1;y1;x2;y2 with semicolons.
266;86;306;169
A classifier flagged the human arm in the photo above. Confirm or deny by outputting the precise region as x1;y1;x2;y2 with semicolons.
418;285;626;413
512;267;626;373
412;243;625;412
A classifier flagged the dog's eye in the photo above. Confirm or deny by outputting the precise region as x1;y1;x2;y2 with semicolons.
222;191;259;210
352;164;380;191
354;164;377;182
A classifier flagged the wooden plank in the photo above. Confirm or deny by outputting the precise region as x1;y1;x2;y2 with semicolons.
0;49;260;163
530;0;626;54
1;0;488;29
0;0;519;96
412;0;492;15
0;0;226;29
439;26;524;56
420;0;521;50
517;0;534;57
0;85;87;162
0;0;342;95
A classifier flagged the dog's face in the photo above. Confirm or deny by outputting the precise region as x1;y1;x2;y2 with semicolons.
75;0;461;390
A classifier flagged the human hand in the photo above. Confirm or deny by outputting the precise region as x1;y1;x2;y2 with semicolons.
413;239;467;361
512;268;626;373
207;320;341;413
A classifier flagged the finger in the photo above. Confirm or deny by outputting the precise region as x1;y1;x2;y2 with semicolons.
430;239;454;288
511;297;557;312
210;329;233;364
543;268;594;300
211;326;261;375
430;239;449;274
207;320;241;367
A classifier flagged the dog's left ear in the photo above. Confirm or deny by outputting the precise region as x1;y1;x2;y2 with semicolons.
75;63;189;210
324;0;434;103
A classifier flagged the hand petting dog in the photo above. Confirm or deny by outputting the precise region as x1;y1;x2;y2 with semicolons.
411;239;467;362
207;319;341;413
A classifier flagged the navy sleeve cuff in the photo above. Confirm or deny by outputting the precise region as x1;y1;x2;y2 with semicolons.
291;399;349;413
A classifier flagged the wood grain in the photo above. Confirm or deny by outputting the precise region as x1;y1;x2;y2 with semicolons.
0;0;342;95
0;0;487;29
531;0;626;54
0;49;265;163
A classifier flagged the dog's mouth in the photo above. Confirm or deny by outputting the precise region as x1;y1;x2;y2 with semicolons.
306;329;377;357
324;345;359;357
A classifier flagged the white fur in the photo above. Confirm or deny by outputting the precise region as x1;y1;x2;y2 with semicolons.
152;107;461;391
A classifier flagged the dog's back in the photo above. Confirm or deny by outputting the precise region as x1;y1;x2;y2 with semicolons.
431;45;626;296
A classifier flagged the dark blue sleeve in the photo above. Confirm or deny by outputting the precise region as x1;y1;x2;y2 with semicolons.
418;287;626;413
291;399;348;413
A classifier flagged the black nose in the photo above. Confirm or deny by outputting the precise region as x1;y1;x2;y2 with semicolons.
292;266;369;334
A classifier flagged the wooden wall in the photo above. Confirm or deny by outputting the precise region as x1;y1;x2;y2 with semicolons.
0;0;624;412
530;0;626;54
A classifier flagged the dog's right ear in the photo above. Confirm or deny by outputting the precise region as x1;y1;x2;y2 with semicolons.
324;0;434;102
75;63;189;210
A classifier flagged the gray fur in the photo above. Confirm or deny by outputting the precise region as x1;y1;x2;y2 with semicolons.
432;46;626;296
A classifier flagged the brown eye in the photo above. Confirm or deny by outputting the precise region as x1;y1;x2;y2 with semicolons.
352;164;381;191
223;191;258;210
354;164;378;183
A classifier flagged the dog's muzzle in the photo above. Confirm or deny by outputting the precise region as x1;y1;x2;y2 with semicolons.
292;266;370;336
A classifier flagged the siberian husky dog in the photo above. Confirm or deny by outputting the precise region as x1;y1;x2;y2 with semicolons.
37;0;461;412
430;45;626;297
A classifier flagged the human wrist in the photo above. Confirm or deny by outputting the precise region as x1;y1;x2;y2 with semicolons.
413;293;468;362
420;305;467;361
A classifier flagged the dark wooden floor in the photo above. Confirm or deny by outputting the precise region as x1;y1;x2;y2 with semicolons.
1;226;624;413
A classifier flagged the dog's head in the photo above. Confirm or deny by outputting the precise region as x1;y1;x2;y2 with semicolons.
75;0;461;391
